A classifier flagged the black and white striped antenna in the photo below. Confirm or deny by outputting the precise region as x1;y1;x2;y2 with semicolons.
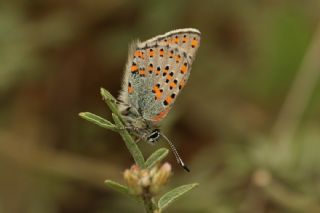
160;133;190;172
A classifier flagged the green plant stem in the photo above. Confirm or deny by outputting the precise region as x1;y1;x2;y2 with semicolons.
142;189;158;213
100;88;145;167
100;88;124;123
112;113;145;168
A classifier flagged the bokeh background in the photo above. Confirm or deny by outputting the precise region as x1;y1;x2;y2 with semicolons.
1;0;320;212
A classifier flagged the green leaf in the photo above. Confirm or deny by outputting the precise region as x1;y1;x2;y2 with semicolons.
112;113;145;168
105;180;129;195
145;148;169;169
79;112;118;131
158;183;199;210
100;88;124;123
105;180;142;203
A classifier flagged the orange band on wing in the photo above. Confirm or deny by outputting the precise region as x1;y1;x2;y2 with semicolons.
139;69;145;76
128;82;134;94
182;37;188;43
179;79;186;89
156;67;161;75
134;50;140;57
148;49;154;57
180;63;188;74
160;48;164;57
191;39;198;48
164;96;173;105
128;85;133;93
174;37;179;44
152;85;162;100
131;65;138;72
169;81;176;89
152;108;170;122
166;75;173;82
134;50;144;59
175;55;181;63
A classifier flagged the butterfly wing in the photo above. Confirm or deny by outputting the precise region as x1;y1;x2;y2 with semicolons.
118;28;201;125
140;29;201;123
118;40;158;118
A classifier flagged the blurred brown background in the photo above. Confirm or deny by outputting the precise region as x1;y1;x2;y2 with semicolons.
1;0;320;212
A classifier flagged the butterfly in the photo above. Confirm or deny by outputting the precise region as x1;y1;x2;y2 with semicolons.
117;28;201;171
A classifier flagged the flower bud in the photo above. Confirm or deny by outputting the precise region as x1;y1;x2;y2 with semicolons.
123;165;143;195
123;163;172;196
150;163;172;194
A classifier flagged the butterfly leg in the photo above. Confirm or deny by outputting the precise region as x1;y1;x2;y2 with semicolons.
117;126;133;131
135;137;142;144
121;126;146;144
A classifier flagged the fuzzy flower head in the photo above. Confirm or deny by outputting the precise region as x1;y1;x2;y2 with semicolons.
123;163;172;196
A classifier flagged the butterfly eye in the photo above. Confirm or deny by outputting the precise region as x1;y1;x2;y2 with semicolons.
147;130;160;143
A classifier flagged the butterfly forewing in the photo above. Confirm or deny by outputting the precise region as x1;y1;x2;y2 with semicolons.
119;28;200;125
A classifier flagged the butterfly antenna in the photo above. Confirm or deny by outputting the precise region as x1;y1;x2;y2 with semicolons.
160;133;190;172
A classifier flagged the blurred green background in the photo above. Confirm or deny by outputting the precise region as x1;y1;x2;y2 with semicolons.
1;0;320;212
